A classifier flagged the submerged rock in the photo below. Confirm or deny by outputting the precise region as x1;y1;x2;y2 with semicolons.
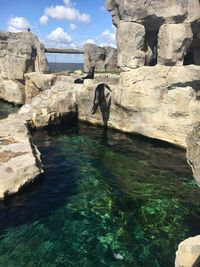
175;235;200;267
0;114;43;199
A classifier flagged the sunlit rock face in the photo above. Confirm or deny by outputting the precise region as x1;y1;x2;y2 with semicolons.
0;31;49;104
106;0;200;69
0;114;43;199
84;44;118;72
175;235;200;267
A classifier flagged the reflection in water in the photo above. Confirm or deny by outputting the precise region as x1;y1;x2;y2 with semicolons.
0;121;199;266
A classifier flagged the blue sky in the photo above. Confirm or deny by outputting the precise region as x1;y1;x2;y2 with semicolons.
0;0;116;62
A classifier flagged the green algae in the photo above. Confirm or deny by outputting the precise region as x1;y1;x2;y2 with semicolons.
0;126;199;267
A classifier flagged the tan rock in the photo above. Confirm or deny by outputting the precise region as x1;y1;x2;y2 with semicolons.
0;77;25;104
0;30;49;80
158;24;193;65
117;21;145;70
0;114;43;199
175;235;200;267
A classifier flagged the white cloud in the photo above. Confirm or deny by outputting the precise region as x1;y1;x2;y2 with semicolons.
39;15;49;25
84;39;95;45
47;27;72;46
101;28;116;44
100;6;106;12
8;17;30;32
41;0;90;24
69;23;77;31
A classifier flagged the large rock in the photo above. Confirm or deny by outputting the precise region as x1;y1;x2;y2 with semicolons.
24;72;56;103
117;21;145;70
175;235;200;267
106;0;200;30
158;24;193;65
0;78;25;104
0;31;49;80
84;43;118;72
19;75;78;128
0;114;43;199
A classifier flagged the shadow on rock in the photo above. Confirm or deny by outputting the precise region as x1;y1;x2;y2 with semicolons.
91;83;112;126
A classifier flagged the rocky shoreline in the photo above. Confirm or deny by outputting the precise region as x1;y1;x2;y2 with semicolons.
1;0;200;265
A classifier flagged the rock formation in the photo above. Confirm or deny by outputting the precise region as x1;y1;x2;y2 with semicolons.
0;114;43;199
0;30;49;104
106;0;200;69
84;43;118;72
175;235;200;267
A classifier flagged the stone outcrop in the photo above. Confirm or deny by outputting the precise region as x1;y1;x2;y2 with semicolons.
24;72;56;103
84;43;118;72
117;21;146;70
175;235;200;267
15;66;200;148
0;114;43;199
0;77;25;104
0;30;49;104
158;24;193;65
186;123;200;186
19;75;78;128
0;31;49;80
106;0;200;70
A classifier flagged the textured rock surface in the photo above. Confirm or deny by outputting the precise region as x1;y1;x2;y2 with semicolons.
17;66;200;148
186;123;200;186
106;0;200;68
19;75;79;128
84;43;118;72
175;235;200;267
0;114;43;199
0;78;25;104
24;72;56;103
117;21;145;70
158;23;193;65
106;0;200;30
0;31;49;80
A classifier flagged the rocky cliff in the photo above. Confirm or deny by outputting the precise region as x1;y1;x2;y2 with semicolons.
84;43;118;72
0;31;49;104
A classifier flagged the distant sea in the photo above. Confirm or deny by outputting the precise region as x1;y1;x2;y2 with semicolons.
49;62;84;73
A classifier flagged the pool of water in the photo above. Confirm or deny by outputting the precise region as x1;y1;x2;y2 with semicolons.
0;118;200;267
0;100;19;119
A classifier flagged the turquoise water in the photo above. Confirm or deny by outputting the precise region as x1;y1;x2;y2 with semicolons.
0;120;200;267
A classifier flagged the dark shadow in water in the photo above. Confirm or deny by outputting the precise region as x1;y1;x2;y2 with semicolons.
91;83;112;126
192;256;200;267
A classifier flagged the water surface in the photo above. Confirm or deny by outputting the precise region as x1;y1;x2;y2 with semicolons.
0;116;199;267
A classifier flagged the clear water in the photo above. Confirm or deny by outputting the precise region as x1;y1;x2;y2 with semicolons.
0;118;200;267
0;100;19;119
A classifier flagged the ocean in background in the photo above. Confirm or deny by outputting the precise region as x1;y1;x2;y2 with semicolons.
49;62;84;73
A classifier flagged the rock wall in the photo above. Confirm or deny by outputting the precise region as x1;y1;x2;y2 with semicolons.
84;43;119;72
0;114;43;199
0;31;49;104
106;0;200;69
